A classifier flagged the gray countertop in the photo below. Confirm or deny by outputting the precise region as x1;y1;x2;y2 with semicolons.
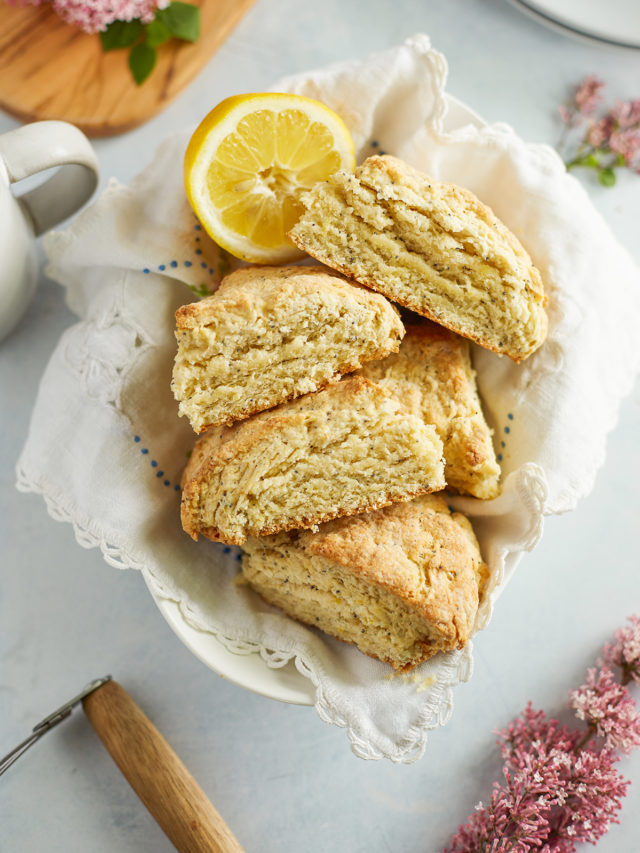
2;1;640;850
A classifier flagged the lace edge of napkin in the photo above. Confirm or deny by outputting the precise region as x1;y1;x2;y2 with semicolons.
15;454;550;762
151;583;475;763
15;458;474;763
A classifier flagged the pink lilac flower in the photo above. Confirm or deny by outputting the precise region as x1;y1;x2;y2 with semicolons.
613;100;640;129
55;0;169;31
446;620;640;852
544;746;630;849
446;728;629;852
499;708;629;848
5;0;169;32
602;614;640;685
445;769;551;853
559;77;640;183
559;75;606;126
446;699;634;853
587;115;616;149
498;704;580;767
570;667;640;754
608;128;640;167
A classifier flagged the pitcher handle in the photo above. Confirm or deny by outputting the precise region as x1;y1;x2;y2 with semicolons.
0;120;99;236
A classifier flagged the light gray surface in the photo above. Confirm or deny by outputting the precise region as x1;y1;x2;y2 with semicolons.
1;1;640;850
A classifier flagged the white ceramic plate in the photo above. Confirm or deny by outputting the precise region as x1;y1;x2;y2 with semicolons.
142;94;485;707
507;0;640;50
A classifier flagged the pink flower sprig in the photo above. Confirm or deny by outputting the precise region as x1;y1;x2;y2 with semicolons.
602;615;640;686
559;75;605;125
6;0;166;33
570;667;640;755
558;76;640;187
4;0;199;85
445;615;640;853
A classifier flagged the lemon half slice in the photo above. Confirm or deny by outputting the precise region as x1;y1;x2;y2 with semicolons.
184;93;356;264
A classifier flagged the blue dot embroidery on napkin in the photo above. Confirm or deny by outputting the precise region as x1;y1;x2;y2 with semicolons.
370;139;387;154
134;435;181;493
497;413;515;463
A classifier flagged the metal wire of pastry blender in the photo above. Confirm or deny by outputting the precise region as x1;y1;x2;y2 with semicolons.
0;675;112;776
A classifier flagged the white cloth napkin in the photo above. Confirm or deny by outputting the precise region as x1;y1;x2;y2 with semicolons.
17;35;640;763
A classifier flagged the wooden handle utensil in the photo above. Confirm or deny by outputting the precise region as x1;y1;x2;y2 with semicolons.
82;679;244;853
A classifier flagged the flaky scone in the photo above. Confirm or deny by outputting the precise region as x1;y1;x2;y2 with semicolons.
172;265;404;433
289;155;547;362
181;377;445;545
358;321;500;499
241;494;488;671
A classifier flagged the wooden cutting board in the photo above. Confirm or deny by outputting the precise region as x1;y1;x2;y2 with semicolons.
0;0;256;136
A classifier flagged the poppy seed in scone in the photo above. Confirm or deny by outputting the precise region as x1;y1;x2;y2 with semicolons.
358;321;501;499
288;155;548;362
180;377;445;546
241;494;488;671
172;264;404;433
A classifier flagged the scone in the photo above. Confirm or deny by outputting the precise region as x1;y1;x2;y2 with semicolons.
180;377;445;545
241;494;488;671
172;265;404;433
358;321;500;499
289;154;547;362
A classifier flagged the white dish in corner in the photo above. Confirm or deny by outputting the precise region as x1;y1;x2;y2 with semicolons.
142;93;485;707
507;0;640;50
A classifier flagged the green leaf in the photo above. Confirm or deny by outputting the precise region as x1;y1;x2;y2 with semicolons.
146;16;172;48
129;42;157;85
187;282;211;299
598;167;616;187
100;19;143;51
157;2;200;42
583;153;600;169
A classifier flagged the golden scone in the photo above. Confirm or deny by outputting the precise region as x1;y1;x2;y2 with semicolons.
289;154;548;362
241;494;488;671
358;322;500;499
180;377;445;545
172;265;404;433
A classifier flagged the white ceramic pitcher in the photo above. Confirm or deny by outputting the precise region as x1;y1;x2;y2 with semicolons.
0;121;99;341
